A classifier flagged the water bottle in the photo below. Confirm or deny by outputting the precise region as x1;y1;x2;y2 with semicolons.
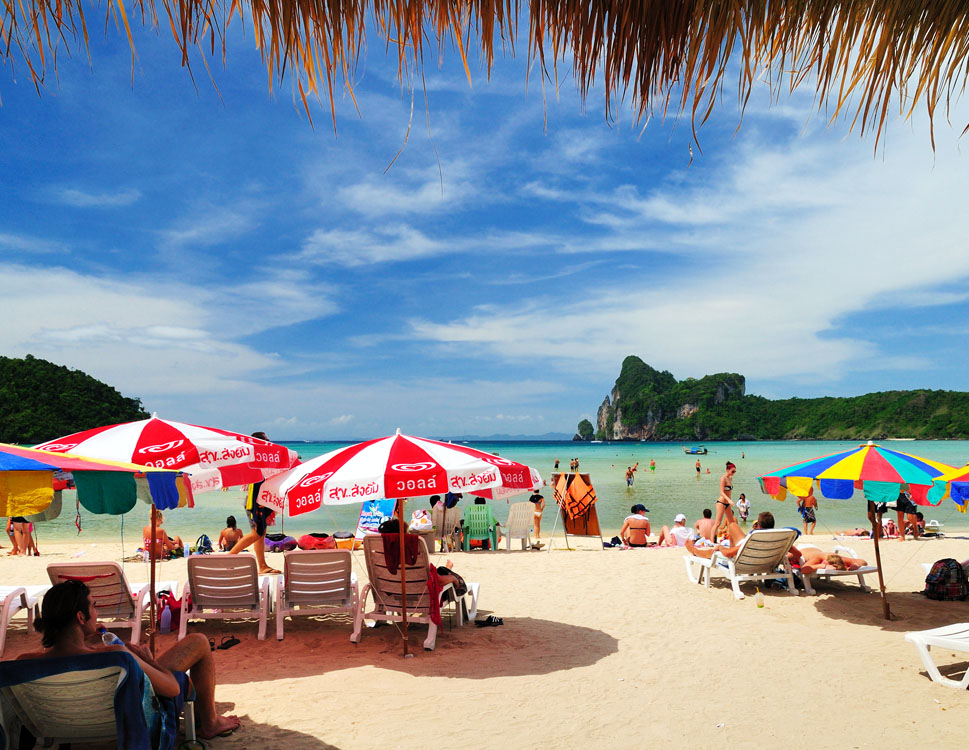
754;588;765;608
159;604;172;634
99;626;124;646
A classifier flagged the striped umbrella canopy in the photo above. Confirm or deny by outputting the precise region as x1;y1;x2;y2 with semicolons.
758;441;957;507
35;415;299;494
929;464;969;513
258;430;541;516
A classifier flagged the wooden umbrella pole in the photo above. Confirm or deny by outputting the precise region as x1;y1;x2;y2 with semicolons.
870;511;891;620
397;498;409;657
148;504;158;654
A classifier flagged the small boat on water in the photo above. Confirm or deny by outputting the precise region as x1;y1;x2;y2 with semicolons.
591;440;603;444
682;445;708;455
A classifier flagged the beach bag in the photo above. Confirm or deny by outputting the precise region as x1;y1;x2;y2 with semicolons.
409;509;433;532
298;533;336;550
265;533;298;552
922;558;969;601
194;534;214;555
156;589;188;630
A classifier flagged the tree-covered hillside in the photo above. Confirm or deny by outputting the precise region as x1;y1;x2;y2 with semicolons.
0;355;149;443
587;356;969;441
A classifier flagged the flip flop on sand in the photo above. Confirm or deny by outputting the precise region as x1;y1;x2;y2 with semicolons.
217;635;240;650
475;615;503;627
259;567;281;575
208;637;216;651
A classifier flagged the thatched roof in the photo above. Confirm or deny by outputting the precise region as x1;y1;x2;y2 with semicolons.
4;0;968;145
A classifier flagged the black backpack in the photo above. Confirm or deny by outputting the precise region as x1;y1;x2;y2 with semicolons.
922;558;969;601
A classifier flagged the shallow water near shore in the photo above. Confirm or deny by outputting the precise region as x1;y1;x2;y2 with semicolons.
24;439;969;549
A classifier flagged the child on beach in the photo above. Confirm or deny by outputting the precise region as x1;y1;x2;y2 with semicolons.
218;516;244;551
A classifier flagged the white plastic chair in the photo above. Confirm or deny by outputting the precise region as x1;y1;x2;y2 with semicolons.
504;502;534;551
0;585;49;658
684;528;800;600
47;562;176;645
795;544;877;595
179;555;271;640
352;535;455;651
923;520;944;537
905;623;969;688
276;549;360;641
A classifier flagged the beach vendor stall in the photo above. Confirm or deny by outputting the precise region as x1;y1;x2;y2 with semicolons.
257;429;541;655
759;441;957;619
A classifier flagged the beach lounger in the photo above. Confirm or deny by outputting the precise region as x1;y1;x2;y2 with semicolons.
795;544;877;595
503;501;534;551
683;528;800;600
179;555;271;641
462;503;499;551
352;535;456;651
0;585;49;658
0;650;197;750
432;503;462;552
276;549;360;641
47;562;177;646
905;623;969;689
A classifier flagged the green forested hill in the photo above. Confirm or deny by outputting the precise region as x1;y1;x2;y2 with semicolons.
0;355;149;443
589;356;969;441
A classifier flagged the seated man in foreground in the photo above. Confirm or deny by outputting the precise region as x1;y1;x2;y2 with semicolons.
17;580;240;740
685;505;800;563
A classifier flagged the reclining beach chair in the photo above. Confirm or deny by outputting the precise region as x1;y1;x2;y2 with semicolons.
47;562;177;646
0;650;197;750
462;503;499;551
683;528;800;600
905;623;969;689
503;502;534;551
795;544;878;595
179;555;271;641
431;503;461;552
352;535;457;651
0;585;49;658
276;549;360;640
923;520;944;537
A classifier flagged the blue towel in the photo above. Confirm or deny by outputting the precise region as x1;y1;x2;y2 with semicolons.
0;651;189;750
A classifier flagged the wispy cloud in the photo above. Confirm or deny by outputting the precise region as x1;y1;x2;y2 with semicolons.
54;188;142;208
0;232;68;255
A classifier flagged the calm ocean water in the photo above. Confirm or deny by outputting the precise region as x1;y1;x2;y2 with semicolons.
28;439;969;547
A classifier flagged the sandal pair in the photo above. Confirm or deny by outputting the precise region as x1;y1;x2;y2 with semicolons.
475;615;503;628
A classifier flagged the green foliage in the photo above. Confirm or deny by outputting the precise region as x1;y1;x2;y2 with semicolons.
576;419;594;440
0;355;149;443
598;356;969;440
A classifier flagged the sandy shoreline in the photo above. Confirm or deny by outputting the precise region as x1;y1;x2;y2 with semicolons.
4;535;969;748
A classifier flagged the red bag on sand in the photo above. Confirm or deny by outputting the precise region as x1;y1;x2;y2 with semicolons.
156;589;189;630
298;533;336;550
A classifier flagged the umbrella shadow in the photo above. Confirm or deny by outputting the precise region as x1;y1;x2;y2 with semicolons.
213;708;343;750
811;585;967;632
189;613;618;684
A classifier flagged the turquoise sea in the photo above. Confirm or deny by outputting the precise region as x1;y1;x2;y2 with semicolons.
26;440;969;547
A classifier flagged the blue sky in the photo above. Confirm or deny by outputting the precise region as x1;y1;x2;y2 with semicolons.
3;22;969;440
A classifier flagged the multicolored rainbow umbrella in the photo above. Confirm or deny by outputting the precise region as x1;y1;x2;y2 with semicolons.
930;464;969;512
758;441;957;507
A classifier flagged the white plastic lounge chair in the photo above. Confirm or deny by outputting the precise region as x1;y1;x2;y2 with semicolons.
795;544;878;595
179;555;271;640
352;534;457;651
276;549;360;641
0;651;198;749
684;528;800;600
431;503;462;552
0;585;49;658
47;562;177;646
923;520;944;537
905;623;969;689
504;502;534;551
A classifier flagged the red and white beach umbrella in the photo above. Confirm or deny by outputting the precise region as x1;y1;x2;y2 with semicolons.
258;431;541;515
35;415;299;494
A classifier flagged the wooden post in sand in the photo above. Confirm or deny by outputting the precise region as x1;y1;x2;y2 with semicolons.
148;504;158;654
396;498;409;657
869;511;891;620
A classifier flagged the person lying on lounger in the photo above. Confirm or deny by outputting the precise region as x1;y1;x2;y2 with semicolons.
798;549;868;576
18;580;241;740
685;507;800;563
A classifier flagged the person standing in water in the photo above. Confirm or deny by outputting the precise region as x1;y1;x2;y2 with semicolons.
695;459;701;477
711;461;738;539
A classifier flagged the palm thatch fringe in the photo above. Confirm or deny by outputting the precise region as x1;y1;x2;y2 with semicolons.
3;0;968;144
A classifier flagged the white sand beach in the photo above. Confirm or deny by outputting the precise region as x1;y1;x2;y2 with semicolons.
4;536;969;748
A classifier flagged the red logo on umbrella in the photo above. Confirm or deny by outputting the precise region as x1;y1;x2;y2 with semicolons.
392;462;436;472
39;443;77;452
299;472;332;488
138;440;185;454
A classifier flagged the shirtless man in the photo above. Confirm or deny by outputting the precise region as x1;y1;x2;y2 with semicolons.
798;487;818;535
625;466;635;487
694;508;716;541
620;504;651;547
18;580;240;740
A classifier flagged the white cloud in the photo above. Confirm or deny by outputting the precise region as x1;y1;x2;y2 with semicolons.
0;232;68;255
54;188;142;207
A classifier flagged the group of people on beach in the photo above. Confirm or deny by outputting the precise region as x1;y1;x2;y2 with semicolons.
3;516;40;556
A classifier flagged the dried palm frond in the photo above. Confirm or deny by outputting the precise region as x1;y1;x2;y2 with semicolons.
3;0;968;146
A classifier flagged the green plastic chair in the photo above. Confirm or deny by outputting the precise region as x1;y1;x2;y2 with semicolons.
462;504;499;551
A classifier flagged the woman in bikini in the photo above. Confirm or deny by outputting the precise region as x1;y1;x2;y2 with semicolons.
620;504;651;547
712;461;737;539
142;509;183;560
